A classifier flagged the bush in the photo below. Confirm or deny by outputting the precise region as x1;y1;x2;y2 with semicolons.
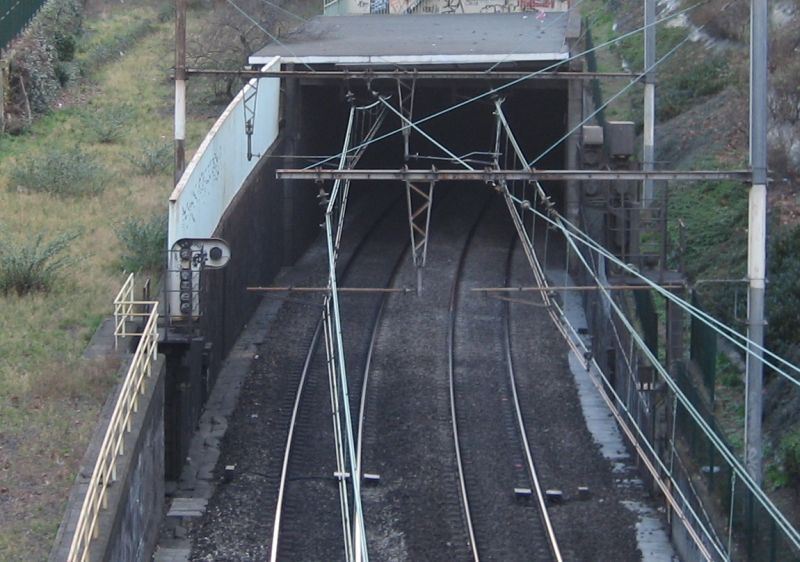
9;32;61;115
83;104;132;143
780;430;800;490
10;146;106;197
131;141;172;176
658;52;730;122
116;214;167;273
0;231;80;296
6;0;84;117
767;224;800;367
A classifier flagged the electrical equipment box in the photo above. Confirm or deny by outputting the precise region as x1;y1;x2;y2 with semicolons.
605;121;635;159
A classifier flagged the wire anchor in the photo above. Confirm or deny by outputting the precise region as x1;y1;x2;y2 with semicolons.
243;75;260;161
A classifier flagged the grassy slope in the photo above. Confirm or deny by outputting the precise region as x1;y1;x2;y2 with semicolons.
0;7;211;560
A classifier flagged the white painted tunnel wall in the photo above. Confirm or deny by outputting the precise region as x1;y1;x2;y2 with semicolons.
167;56;280;317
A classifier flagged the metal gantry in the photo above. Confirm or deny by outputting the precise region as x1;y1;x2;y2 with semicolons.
397;78;436;292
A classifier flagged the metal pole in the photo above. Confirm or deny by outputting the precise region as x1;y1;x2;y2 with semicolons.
642;0;656;206
174;0;187;186
745;0;768;486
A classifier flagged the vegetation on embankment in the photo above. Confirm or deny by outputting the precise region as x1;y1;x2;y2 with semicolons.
0;3;212;559
586;0;800;498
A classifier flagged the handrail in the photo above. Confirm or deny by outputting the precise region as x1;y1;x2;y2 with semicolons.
67;274;160;562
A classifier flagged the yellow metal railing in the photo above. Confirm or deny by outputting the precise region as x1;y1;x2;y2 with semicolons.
113;273;156;348
67;275;159;562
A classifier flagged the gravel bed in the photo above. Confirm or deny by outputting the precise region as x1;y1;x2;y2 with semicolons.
508;229;645;561
452;195;554;561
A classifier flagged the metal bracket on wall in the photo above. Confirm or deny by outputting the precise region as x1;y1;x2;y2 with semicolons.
243;77;259;161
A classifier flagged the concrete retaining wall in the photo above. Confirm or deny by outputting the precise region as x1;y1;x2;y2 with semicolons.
50;355;166;562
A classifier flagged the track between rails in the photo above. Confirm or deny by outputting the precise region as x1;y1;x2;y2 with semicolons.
448;195;561;562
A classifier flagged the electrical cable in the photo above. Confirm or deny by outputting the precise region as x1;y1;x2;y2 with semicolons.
487;47;800;549
225;0;316;71
545;209;800;386
257;0;309;23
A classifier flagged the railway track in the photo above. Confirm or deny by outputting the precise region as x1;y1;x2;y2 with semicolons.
448;195;562;561
191;187;648;561
271;190;410;561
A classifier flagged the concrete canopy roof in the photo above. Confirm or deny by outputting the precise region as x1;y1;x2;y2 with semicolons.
249;13;571;66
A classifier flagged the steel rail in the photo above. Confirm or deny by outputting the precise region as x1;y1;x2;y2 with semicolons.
447;200;493;562
248;286;412;293
473;284;685;292
268;195;403;562
502;238;563;562
277;168;751;182
355;242;411;483
268;319;324;562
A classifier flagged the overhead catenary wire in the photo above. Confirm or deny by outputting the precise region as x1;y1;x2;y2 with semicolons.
504;184;799;557
303;0;711;171
224;0;316;72
484;38;800;549
554;215;800;553
256;0;308;23
482;11;800;387
492;102;726;558
544;208;800;386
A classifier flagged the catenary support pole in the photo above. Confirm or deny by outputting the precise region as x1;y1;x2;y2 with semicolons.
642;0;656;205
745;0;768;486
174;0;187;186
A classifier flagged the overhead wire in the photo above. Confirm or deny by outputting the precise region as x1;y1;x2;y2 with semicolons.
493;94;726;558
553;212;800;552
483;21;800;550
256;0;309;23
499;181;800;555
548;210;800;386
224;0;316;71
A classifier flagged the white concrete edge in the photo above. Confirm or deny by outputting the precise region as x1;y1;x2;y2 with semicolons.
248;52;570;65
168;56;281;205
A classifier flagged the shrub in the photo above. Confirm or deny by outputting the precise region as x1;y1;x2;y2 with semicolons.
767;224;800;367
83;104;132;143
0;231;80;296
131;141;172;176
116;214;167;273
9;32;61;115
10;146;106;197
780;430;800;490
6;0;84;116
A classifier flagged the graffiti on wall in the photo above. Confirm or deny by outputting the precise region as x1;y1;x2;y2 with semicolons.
361;0;564;14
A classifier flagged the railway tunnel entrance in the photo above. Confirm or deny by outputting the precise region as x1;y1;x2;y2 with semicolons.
163;11;582;480
292;75;570;213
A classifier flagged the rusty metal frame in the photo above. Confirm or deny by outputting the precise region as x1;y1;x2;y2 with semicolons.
276;168;751;182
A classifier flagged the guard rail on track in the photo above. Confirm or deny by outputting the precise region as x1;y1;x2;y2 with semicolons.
67;273;159;562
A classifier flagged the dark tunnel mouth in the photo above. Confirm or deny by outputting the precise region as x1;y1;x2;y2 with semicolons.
296;77;569;218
